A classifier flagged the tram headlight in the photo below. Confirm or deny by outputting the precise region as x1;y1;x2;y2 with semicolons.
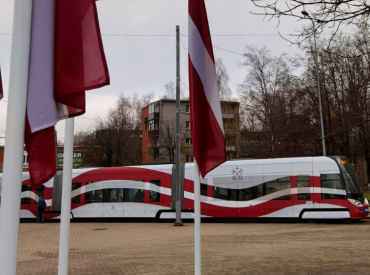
348;199;363;207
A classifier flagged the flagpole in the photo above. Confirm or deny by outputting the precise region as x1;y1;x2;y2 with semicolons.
0;1;33;274
58;118;75;275
193;159;201;275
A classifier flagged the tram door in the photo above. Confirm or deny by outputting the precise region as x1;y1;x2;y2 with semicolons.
237;175;265;218
263;175;293;218
212;177;239;217
296;175;315;210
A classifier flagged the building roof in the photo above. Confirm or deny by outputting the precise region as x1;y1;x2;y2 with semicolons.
142;98;240;109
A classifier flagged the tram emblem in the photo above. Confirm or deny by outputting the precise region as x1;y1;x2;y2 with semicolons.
232;167;243;180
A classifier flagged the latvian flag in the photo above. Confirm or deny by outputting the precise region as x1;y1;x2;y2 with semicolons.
25;0;109;186
188;0;226;177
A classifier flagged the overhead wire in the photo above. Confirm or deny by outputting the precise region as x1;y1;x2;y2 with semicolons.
180;79;189;90
179;33;244;56
74;122;84;131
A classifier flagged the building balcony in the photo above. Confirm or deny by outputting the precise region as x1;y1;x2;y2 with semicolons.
148;146;159;155
148;129;159;137
148;112;159;121
224;129;237;136
222;113;235;119
226;146;236;152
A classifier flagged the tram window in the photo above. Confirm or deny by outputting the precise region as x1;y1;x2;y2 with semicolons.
321;174;342;189
104;189;124;202
84;189;103;203
264;177;290;200
273;195;291;200
200;184;208;196
21;185;31;204
297;193;311;200
237;185;263;201
131;189;144;202
321;174;345;199
149;180;160;202
297;176;310;200
297;176;310;187
265;177;290;196
34;185;44;204
71;183;81;203
213;187;237;201
321;193;346;199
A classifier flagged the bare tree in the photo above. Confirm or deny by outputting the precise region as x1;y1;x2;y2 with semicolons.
73;92;154;167
162;80;185;100
239;46;297;157
216;58;233;101
157;118;187;163
238;22;370;184
252;0;370;45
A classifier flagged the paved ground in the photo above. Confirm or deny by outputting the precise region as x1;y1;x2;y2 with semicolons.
16;219;370;275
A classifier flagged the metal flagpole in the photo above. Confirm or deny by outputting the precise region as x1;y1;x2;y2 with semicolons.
58;118;75;275
193;159;201;275
301;11;326;156
0;1;33;274
174;25;183;226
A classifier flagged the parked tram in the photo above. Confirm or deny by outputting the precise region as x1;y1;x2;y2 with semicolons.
0;156;368;221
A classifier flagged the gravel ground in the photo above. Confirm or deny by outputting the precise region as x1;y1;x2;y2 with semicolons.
16;219;370;275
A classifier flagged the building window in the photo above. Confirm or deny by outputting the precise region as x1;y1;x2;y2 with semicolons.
149;120;159;131
144;118;148;130
186;155;193;162
186;121;190;129
149;102;159;114
226;138;233;146
149;104;154;114
186;138;192;145
186;105;190;113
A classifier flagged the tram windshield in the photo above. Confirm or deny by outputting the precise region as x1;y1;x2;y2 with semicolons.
335;157;364;202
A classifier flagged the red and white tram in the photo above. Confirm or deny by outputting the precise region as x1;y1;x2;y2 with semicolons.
0;156;368;221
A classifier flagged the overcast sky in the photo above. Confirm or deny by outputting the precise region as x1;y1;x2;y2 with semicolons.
0;0;308;144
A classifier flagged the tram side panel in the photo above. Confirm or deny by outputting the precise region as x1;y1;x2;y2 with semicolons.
67;167;174;219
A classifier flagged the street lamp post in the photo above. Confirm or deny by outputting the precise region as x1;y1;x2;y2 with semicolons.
302;10;326;156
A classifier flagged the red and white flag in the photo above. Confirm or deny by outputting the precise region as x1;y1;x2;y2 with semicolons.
0;66;3;100
188;0;226;177
25;0;109;186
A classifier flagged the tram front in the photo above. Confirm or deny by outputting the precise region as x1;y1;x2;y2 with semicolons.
333;157;369;219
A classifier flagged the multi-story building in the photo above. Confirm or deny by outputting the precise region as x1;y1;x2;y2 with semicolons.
141;99;240;164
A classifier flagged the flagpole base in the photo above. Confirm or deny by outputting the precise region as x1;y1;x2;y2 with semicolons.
174;221;184;226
